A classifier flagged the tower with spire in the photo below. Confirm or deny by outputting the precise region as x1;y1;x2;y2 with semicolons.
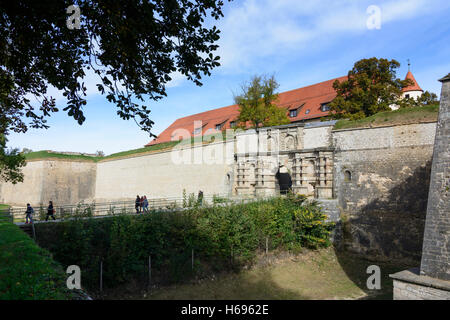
402;60;423;100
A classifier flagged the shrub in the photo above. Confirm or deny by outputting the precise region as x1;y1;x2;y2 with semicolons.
212;195;229;204
35;197;334;292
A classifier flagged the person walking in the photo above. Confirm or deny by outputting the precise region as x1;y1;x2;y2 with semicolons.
25;203;34;224
140;196;144;213
46;201;56;221
135;195;140;214
143;196;149;213
197;190;204;206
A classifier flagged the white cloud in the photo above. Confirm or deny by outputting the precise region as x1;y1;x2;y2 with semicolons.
214;0;445;71
165;71;186;88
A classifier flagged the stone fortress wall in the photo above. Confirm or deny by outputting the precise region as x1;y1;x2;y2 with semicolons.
0;121;437;261
94;140;236;202
0;160;97;206
333;123;436;261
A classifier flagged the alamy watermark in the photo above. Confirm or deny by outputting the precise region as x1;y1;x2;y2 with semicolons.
66;265;81;289
168;121;282;166
66;5;81;30
366;265;381;290
367;5;382;30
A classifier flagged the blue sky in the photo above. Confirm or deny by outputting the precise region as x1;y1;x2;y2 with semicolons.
8;0;450;155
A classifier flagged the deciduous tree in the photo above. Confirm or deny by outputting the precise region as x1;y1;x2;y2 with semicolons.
235;75;290;129
329;58;414;120
0;0;228;182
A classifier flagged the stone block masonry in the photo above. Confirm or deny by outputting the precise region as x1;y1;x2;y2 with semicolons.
391;74;450;300
391;268;450;300
0;159;97;206
420;74;450;281
332;123;436;262
0;120;439;263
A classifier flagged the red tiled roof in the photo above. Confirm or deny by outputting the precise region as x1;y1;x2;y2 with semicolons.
402;71;423;93
146;76;347;146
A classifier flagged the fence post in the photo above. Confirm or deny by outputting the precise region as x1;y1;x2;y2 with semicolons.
230;245;233;266
31;218;36;241
100;259;103;293
148;255;152;288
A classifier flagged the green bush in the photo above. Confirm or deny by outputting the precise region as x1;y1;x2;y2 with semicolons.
212;195;229;204
34;197;334;292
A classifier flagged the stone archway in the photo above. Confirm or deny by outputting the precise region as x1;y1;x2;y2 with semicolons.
276;165;292;195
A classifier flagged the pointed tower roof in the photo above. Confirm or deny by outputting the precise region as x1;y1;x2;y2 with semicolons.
403;71;423;92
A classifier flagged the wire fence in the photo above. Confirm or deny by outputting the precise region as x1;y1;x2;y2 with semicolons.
5;193;263;223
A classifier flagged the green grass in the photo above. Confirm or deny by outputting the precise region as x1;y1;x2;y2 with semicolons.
0;220;72;300
24;132;231;162
333;104;439;130
24;150;101;162
104;248;410;300
0;205;11;223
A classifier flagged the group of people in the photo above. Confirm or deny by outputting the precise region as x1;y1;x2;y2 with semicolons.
135;195;149;213
24;201;56;224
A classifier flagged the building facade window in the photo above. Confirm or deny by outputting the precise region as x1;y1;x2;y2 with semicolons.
289;109;298;118
193;127;201;135
321;103;330;112
344;170;352;182
215;123;224;131
230;121;236;128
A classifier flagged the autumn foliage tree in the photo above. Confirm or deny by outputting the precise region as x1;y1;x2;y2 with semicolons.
235;75;290;130
329;58;415;120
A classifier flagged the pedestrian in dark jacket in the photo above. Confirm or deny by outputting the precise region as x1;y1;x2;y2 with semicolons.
135;195;140;213
25;203;34;224
197;190;204;206
46;201;56;221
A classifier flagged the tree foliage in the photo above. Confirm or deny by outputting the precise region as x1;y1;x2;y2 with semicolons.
0;0;226;136
235;75;290;129
0;135;26;184
0;0;228;182
329;58;414;120
398;90;440;108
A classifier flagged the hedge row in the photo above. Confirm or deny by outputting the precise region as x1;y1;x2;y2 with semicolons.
35;196;334;291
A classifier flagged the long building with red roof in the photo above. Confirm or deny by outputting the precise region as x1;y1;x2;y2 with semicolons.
146;71;422;146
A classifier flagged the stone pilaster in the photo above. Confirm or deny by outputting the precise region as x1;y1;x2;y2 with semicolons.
420;74;450;281
391;73;450;300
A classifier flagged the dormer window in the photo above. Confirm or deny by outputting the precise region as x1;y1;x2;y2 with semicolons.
321;103;331;112
289;109;298;118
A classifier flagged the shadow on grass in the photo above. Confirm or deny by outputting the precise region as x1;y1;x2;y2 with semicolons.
333;248;414;300
333;161;432;299
101;267;308;300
